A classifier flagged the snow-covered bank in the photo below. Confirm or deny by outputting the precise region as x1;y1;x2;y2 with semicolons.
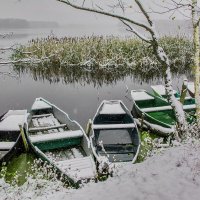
1;140;200;200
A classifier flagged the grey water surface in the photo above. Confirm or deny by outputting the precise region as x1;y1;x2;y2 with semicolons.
0;26;189;127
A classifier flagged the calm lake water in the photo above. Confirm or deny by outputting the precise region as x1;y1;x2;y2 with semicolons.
0;26;190;127
0;25;192;184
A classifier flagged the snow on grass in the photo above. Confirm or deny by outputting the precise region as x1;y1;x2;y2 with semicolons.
1;140;200;200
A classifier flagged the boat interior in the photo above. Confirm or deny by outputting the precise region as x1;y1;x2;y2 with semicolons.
28;106;85;158
93;101;140;162
26;98;96;180
132;90;195;125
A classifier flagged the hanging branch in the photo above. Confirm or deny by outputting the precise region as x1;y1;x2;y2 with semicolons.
120;19;151;43
57;0;153;33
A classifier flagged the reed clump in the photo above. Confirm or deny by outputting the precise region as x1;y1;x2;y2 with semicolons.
12;36;193;82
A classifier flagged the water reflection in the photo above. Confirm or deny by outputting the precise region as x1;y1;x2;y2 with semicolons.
13;63;187;87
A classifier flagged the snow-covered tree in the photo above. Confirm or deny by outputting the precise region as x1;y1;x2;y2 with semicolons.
192;0;200;125
150;0;200;125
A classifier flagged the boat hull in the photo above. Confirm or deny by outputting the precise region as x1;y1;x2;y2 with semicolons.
90;100;140;169
23;127;79;188
24;97;96;187
0;111;25;166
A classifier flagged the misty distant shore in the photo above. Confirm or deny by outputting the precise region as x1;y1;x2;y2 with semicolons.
0;18;59;29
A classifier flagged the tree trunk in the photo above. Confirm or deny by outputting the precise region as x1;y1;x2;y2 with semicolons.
192;0;200;126
154;46;187;138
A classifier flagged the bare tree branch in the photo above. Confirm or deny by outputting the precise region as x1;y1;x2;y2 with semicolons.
56;0;188;136
135;0;153;26
57;0;153;33
120;19;151;43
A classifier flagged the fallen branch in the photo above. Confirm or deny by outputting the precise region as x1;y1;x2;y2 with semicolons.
134;118;175;136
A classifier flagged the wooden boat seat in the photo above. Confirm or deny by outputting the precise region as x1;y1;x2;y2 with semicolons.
2;110;27;119
0;114;25;131
131;90;154;101
100;101;126;115
29;124;67;133
93;123;135;129
141;104;196;113
0;142;15;150
56;156;96;180
32;113;52;119
30;130;83;143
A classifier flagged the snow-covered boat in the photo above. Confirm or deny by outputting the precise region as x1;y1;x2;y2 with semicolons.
89;100;140;169
0;110;27;165
187;82;196;98
24;97;97;187
131;90;195;136
151;84;193;102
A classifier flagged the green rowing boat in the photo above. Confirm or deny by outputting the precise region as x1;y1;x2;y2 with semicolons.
131;90;195;136
24;97;97;187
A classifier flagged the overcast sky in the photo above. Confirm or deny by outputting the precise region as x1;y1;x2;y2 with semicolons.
0;0;193;25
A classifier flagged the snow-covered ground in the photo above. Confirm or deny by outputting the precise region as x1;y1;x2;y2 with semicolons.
1;140;200;200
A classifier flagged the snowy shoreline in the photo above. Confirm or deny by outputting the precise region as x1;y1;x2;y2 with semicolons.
1;140;199;200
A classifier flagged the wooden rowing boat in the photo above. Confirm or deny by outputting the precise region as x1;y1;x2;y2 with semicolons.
0;110;27;165
89;100;140;168
187;82;195;98
151;84;195;107
131;90;195;136
24;97;97;187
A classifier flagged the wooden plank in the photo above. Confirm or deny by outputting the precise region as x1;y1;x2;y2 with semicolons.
142;104;196;113
29;124;67;132
30;130;83;143
0;142;15;150
93;123;135;129
32;113;52;119
131;90;154;101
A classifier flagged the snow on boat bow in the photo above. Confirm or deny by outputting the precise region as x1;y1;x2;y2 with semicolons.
0;110;27;165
